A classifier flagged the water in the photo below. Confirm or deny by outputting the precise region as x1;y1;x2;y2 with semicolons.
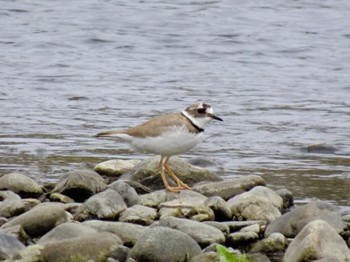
1;0;350;206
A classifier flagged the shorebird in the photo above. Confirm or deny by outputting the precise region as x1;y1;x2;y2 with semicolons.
95;102;223;192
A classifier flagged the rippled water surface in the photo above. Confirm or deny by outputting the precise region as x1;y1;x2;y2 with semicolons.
1;0;350;206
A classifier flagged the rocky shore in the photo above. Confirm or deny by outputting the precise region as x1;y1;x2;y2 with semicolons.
0;156;349;262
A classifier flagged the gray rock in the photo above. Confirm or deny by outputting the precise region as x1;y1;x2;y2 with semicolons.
129;227;201;262
1;203;68;237
203;221;230;237
191;252;220;262
121;156;221;191
0;173;42;198
0;234;26;260
250;232;286;253
222;220;266;232
204;196;232;221
140;190;167;207
12;244;43;261
194;175;266;200
0;225;30;244
52;169;107;202
109;245;130;262
40;232;123;262
227;190;281;223
119;205;157;226
265;201;346;238
247;186;283;210
159;216;225;247
227;231;259;246
82;220;147;247
284;220;350;262
0;191;25;218
275;188;294;210
37;222;98;245
240;223;262;234
247;253;271;262
108;180;141;207
95;159;141;177
75;189;127;221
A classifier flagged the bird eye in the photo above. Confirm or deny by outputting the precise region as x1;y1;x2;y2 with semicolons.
197;108;206;114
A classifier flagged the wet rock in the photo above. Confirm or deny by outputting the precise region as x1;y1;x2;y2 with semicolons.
119;205;157;226
284;220;350;262
250;232;286;253
37;222;99;245
129;227;201;262
120;156;221;191
194;175;266;200
204;196;232;221
0;173;43;198
307;143;336;154
0;234;26;260
1;203;68;237
95;159;141;178
265;201;346;238
49;192;74;203
52;169;107;202
75;189;127;221
82;220;146;247
40;232;123;262
275;188;294;210
227;188;281;223
159;216;225;247
191;251;220;262
108;180;140;207
227;231;259;246
0;191;25;218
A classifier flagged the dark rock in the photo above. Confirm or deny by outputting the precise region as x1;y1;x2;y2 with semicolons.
109;180;141;207
204;196;232;221
307;143;336;154
0;234;26;260
129;227;201;262
52;169;107;202
0;173;42;198
275;188;294;210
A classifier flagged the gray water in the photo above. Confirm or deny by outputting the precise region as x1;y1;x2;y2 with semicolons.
1;0;350;206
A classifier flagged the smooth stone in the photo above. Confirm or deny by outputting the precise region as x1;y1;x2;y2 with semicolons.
265;201;346;238
0;218;8;227
52;169;107;202
240;223;262;234
222;220;266;232
247;253;271;262
108;180;141;207
227;191;281;223
275;188;294;210
119;205;157;226
0;225;30;244
12;244;43;262
193;175;266;200
187;205;215;221
82;220;147;247
49;192;74;203
227;231;259;246
284;220;350;262
0;191;25;218
120;156;221;191
0;173;43;198
140;190;167;207
75;189;127;221
1;203;68;237
246;186;283;210
159;216;225;247
95;159;141;177
204;196;232;221
37;222;99;245
0;234;26;260
40;232;123;262
191;252;220;262
250;232;286;253
129;227;201;262
203;221;230;237
108;245;130;262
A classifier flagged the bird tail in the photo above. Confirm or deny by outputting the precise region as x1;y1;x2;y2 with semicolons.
94;130;124;137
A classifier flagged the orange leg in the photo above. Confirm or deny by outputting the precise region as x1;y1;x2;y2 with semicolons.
159;156;180;193
164;157;192;190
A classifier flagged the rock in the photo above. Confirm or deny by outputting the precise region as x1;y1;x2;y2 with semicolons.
159;216;225;247
194;175;266;200
250;232;286;253
129;227;201;262
247;186;283;210
203;221;230;237
140;190;167;207
307;143;336;154
1;203;68;237
227;231;259;246
108;245;130;262
95;159;141;177
120;156;221;191
49;193;74;203
0;234;26;260
108;180;141;207
187;205;215;221
82;220;147;247
284;220;350;262
247;253;271;262
12;244;43;261
37;222;99;245
275;188;294;210
0;191;25;218
204;196;232;221
52;169;107;202
40;232;123;262
0;173;43;198
0;225;30;244
227;188;281;223
265;201;346;238
222;220;266;232
240;223;262;234
119;205;157;226
75;189;127;221
191;251;220;262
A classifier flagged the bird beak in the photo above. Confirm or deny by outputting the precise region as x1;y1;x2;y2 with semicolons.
208;113;223;121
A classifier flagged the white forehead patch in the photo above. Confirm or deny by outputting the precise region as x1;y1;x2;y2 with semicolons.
206;107;213;114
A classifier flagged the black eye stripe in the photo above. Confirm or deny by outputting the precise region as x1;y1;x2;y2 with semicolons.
197;108;206;114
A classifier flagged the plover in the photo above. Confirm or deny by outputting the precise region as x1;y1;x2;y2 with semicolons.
96;102;223;192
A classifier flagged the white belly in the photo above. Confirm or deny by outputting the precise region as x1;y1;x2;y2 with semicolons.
130;128;204;156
